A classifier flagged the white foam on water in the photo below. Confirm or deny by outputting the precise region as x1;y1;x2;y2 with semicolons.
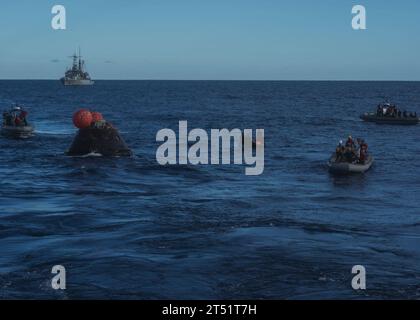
34;121;75;135
80;152;104;158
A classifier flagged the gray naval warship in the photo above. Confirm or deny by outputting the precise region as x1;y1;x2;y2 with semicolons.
60;49;94;86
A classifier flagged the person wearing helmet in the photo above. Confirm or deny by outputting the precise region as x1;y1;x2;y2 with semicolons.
343;136;357;162
346;135;355;148
3;105;29;127
356;139;368;164
335;140;345;162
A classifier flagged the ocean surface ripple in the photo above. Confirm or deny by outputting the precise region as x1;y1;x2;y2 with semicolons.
1;80;420;299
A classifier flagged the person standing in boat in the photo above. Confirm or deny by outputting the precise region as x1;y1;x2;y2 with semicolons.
346;136;355;148
358;140;368;164
18;109;28;126
14;116;22;126
359;148;366;164
345;136;361;163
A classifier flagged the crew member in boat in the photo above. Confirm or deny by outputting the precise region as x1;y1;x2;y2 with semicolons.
335;140;345;162
18;109;28;126
370;102;418;121
2;111;12;126
335;136;368;164
345;135;356;148
357;139;368;164
2;106;29;127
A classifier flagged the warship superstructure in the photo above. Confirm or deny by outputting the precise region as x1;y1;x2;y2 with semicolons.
61;49;94;86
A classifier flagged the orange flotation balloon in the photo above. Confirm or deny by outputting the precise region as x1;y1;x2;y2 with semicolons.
73;109;93;129
91;112;104;122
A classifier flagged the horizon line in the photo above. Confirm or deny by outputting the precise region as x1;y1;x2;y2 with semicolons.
1;79;420;82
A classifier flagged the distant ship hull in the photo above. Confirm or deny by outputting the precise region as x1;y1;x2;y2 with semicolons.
61;78;95;86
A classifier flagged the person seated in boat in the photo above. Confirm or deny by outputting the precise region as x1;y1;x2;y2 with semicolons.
335;140;345;162
343;146;357;163
391;105;398;117
2;111;9;125
2;111;14;126
393;105;398;116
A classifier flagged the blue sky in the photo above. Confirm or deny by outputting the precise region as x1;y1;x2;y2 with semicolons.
0;0;419;80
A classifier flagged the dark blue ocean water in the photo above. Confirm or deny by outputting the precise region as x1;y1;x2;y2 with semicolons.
0;80;419;299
